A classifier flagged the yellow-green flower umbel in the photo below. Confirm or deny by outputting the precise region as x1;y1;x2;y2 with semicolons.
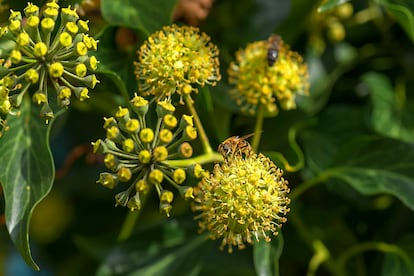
228;35;309;115
0;1;99;125
192;151;290;253
92;94;204;216
134;24;221;103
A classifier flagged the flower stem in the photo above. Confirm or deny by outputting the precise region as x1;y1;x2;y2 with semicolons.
336;241;412;272
251;103;264;152
117;210;140;242
117;189;151;241
164;151;223;167
184;94;213;154
264;119;316;172
290;169;335;200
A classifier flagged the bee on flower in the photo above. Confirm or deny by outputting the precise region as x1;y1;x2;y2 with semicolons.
228;34;309;115
193;137;291;253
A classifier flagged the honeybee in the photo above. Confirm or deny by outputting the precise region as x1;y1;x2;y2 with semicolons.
218;133;255;159
266;34;281;66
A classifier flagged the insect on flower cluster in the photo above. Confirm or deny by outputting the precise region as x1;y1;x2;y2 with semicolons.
193;134;291;252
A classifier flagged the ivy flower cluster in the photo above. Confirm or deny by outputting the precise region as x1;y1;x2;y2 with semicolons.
134;24;221;103
92;94;206;216
0;1;99;125
228;35;309;115
193;146;291;253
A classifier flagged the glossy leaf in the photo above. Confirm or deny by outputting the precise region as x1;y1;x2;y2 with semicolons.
0;97;55;270
377;0;414;43
317;0;351;12
328;136;414;211
96;233;207;275
362;72;414;143
100;0;178;36
94;26;136;101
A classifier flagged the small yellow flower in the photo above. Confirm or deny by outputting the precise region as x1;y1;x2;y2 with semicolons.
134;24;221;103
228;35;309;115
193;152;290;253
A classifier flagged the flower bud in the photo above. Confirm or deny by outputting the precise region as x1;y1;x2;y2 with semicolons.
178;142;193;158
117;167;132;182
130;94;149;117
149;169;164;184
98;172;118;189
173;168;186;184
140;128;154;143
138;150;152;164
135;179;150;193
153;146;168;161
127;193;141;211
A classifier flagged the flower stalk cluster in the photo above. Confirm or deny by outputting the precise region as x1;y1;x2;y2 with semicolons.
228;35;309;115
92;94;206;216
134;24;221;104
0;1;99;125
193;142;290;252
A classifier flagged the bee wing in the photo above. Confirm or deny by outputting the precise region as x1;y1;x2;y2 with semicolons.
239;131;263;140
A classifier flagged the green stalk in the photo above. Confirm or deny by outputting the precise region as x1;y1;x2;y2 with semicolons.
117;188;151;241
251;103;264;152
184;94;213;154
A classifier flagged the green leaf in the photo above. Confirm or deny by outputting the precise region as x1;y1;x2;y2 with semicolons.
253;233;284;276
97;235;207;275
376;0;414;43
94;26;137;101
382;235;414;275
317;0;351;12
362;72;414;143
0;97;55;270
328;136;414;211
100;0;178;36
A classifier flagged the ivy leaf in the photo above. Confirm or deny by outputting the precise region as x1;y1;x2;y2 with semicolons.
96;233;207;275
100;0;178;36
0;97;55;270
376;0;414;43
94;26;137;101
362;72;414;143
328;136;414;211
317;0;351;12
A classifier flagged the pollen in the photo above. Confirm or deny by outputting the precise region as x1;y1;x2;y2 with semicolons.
134;24;221;103
192;152;290;253
228;36;309;115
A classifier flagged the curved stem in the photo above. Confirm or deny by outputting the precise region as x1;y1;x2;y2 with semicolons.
290;212;344;276
251;103;264;152
336;241;412;272
184;94;213;154
117;210;140;242
290;169;335;200
264;119;316;172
